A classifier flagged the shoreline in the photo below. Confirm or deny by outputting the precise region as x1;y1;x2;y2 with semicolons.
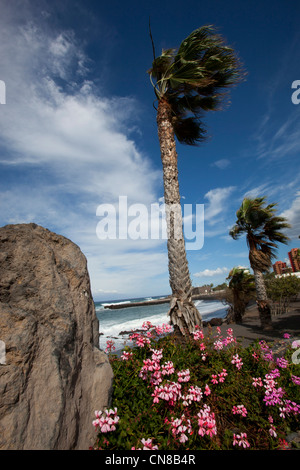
103;291;226;309
108;297;300;354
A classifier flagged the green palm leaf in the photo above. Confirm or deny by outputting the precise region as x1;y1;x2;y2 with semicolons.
148;24;245;146
229;197;291;272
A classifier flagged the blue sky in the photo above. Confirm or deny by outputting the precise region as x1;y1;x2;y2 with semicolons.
0;0;300;301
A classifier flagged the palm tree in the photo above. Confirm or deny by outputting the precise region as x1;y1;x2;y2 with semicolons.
148;25;244;334
226;267;255;323
229;197;291;329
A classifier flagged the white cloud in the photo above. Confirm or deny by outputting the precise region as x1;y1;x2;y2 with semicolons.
194;267;229;278
0;11;167;300
223;251;249;258
280;191;300;240
243;183;271;200
204;186;236;225
212;159;231;170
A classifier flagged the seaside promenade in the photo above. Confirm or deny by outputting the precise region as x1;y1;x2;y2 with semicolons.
205;297;300;348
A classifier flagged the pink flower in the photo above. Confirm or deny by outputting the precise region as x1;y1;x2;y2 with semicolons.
204;384;211;396
105;340;116;353
142;321;154;331
121;351;133;361
232;404;247;417
213;339;224;351
181;386;203;406
276;357;288;368
252;377;263;387
193;329;205;341
252;352;260;361
279;399;300;418
155;323;173;335
141;438;158;450
263;372;285;407
218;369;228;383
151;381;182;405
151;348;163;361
231;354;243;370
291;375;300;385
211;374;218;385
93;408;120;433
177;369;190;383
129;331;151;348
197;405;217;438
162;361;175;376
233;433;250;448
269;425;277;438
169;415;192;444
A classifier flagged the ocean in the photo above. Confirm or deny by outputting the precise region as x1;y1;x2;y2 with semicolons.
95;296;228;352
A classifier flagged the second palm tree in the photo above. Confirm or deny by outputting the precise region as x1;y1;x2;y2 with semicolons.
229;197;291;329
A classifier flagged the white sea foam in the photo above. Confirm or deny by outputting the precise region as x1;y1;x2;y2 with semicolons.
100;300;132;308
96;297;227;352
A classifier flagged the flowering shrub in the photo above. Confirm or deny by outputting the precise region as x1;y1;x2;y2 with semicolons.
93;323;300;450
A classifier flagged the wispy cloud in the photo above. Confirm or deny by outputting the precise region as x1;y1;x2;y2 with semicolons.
204;186;236;227
252;33;300;164
280;191;300;240
194;267;229;278
211;159;231;170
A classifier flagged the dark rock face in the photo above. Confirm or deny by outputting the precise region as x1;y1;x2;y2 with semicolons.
0;224;113;450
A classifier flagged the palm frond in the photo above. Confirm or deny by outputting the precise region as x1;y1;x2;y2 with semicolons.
229;196;291;271
148;24;245;147
173;116;207;145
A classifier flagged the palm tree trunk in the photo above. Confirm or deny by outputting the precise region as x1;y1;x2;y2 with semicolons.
233;290;243;323
253;269;272;330
157;98;202;334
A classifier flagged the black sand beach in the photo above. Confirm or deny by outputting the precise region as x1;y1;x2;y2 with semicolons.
204;297;300;348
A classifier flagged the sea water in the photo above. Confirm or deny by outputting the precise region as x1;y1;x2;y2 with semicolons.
95;296;228;352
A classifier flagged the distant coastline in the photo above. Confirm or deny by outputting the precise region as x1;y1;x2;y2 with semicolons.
103;291;226;309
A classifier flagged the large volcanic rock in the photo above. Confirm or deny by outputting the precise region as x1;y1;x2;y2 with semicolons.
0;223;113;450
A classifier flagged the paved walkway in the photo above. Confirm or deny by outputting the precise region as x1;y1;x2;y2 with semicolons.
203;299;300;348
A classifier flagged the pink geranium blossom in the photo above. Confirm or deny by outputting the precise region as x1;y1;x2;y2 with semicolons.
231;354;243;370
121;351;133;361
169;415;192;444
233;433;250;448
161;361;175;376
232;404;248;417
93;408;120;433
197;404;217;438
252;377;263;387
177;369;190;383
141;438;158;450
105;340;116;354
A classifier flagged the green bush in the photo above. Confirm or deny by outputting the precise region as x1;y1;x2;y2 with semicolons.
266;275;300;302
92;323;300;450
